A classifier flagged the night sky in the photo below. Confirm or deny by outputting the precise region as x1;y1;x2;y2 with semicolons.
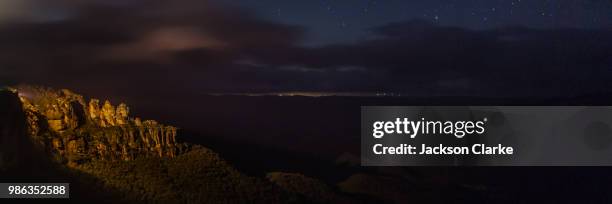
1;0;612;97
224;0;612;45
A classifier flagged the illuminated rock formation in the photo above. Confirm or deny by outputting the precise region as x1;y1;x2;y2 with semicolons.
101;100;116;127
115;103;129;125
2;86;352;203
13;86;183;165
88;99;100;122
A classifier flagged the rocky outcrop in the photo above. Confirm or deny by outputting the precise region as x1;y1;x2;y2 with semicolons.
4;85;378;203
0;89;32;171
14;86;184;166
0;88;55;176
115;103;130;125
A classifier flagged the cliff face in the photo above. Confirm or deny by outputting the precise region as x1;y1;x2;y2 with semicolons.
3;86;361;203
0;89;32;171
15;86;184;166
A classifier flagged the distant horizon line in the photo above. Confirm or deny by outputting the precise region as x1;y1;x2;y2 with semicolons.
205;92;401;97
203;91;518;98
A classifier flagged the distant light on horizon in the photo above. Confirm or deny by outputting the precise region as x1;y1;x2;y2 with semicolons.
207;92;407;97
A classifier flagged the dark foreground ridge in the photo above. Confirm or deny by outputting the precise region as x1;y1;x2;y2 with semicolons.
0;86;358;203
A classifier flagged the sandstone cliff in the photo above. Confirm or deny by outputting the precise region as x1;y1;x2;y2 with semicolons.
1;86;363;203
15;86;184;166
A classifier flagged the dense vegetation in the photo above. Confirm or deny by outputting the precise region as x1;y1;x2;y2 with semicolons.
75;146;301;203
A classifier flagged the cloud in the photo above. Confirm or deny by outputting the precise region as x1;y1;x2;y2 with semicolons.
0;0;304;94
0;1;611;98
0;0;82;23
100;26;226;62
267;20;612;96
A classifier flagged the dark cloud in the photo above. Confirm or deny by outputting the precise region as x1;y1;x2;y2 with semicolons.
0;0;303;95
259;20;612;96
0;1;611;98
